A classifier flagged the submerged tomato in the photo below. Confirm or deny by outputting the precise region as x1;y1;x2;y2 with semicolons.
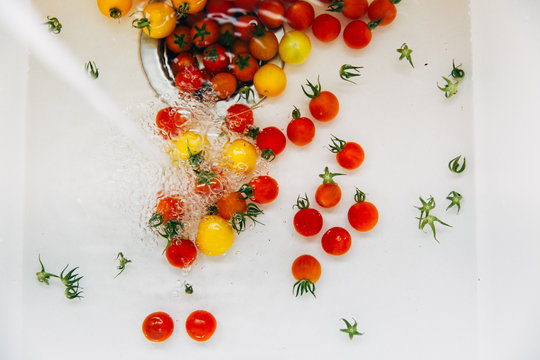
211;72;237;99
185;310;217;342
142;312;174;342
155;107;188;139
171;53;199;76
166;25;192;53
155;196;184;224
231;53;259;82
225;104;254;134
175;65;204;93
196;215;234;256
217;192;247;220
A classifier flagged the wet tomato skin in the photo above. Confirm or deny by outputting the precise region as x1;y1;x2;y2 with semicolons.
175;65;204;93
258;0;285;28
185;310;217;342
291;254;321;282
211;72;237;99
191;18;219;48
155;107;188;138
321;227;351;255
225;104;254;134
315;183;341;208
217;192;247;220
249;176;279;204
235;15;262;42
156;196;184;224
256;127;286;155
309;91;339;122
294;208;323;236
165;239;197;268
142;312;174;342
348;201;379;231
312;14;341;42
285;1;315;30
202;44;230;73
336;142;365;169
287;117;315;146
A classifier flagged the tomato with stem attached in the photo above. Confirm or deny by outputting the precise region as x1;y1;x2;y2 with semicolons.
291;254;321;297
132;2;177;39
249;26;279;61
172;0;208;14
231;53;259;82
97;0;132;19
315;167;344;208
302;77;339;122
348;188;379;232
327;0;368;20
279;30;311;65
191;18;219;47
171;53;199;76
368;0;399;26
321;227;351;256
155;107;188;139
142;312;174;342
293;194;323;236
175;65;204;93
196;215;234;255
224;139;258;173
258;0;285;28
285;1;314;30
312;14;341;42
287;107;315;146
211;72;237;99
194;168;224;195
174;130;204;159
218;23;235;48
185;310;217;342
235;15;262;42
165;239;197;268
328;135;365;170
343;19;380;49
166;26;192;53
239;175;279;204
256;126;286;159
217;192;247;220
225;104;254;134
202;44;230;73
155;196;184;225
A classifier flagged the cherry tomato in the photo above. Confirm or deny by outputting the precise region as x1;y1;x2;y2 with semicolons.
155;196;184;224
348;189;378;232
258;0;285;28
175;65;204;93
231;53;259;82
185;310;217;342
311;14;341;43
165;239;197;268
232;38;250;54
206;0;235;21
136;2;177;39
256;126;286;157
321;227;351;255
303;77;339;122
172;0;208;14
211;72;237;99
279;30;311;65
328;0;367;19
368;0;398;26
155;107;188;139
196;215;234;255
97;0;132;19
218;23;235;48
315;167;343;208
293;194;323;237
249;29;279;61
142;312;174;342
224;139;258;173
166;26;192;53
291;254;321;296
329;135;365;170
253;64;287;97
235;15;261;42
248;175;279;204
285;1;314;30
343;20;377;49
191;18;219;48
202;44;230;73
286;107;315;146
225;104;254;133
171;53;199;76
194;169;224;195
217;192;247;220
234;0;260;12
174;130;204;159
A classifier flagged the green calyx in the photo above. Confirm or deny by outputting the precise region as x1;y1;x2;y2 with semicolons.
446;191;463;213
261;148;276;161
301;76;322;99
231;203;264;233
60;264;84;300
131;16;151;35
327;0;344;13
438;76;459;98
85;61;99;79
293;193;311;210
193;23;211;43
319;166;344;185
368;18;382;30
44;16;62;34
354;188;366;203
36;255;59;285
450;60;465;79
448;155;466;173
234;54;251;71
340;318;364;340
292;106;301;119
339;64;363;84
238;184;254;200
238;86;256;104
328;134;347;153
415;195;451;242
174;33;188;51
114;252;131;279
109;8;122;19
293;279;316;297
397;43;414;68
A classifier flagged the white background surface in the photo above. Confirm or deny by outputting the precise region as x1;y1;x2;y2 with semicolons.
0;0;539;359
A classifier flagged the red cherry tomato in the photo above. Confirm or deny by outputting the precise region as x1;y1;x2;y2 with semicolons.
368;0;398;26
165;239;197;268
175;65;204;93
314;167;343;208
234;0;260;12
155;196;184;224
231;52;259;82
328;0;367;19
258;0;285;28
166;26;192;53
194;170;224;195
285;1;314;30
348;189;378;232
286;107;315;146
155;107;188;139
225;104;254;133
291;254;321;282
256;127;286;156
329;135;365;169
248;175;279;204
185;310;217;342
343;20;377;49
202;44;230;73
303;78;339;122
171;53;199;76
293;194;323;236
206;0;235;21
235;15;262;42
191;19;219;48
312;14;341;42
142;312;174;342
321;227;351;255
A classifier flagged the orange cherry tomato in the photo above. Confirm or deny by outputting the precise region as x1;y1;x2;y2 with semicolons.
232;38;250;54
166;26;192;53
314;167;343;208
165;239;197;268
211;72;237;99
368;0;398;26
291;254;321;297
155;196;184;224
142;312;174;342
286;107;315;146
172;0;208;14
231;53;259;82
191;18;219;48
348;189;379;232
302;77;339;122
217;192;247;220
321;227;351;256
249;29;279;61
218;23;235;48
185;310;217;342
329;135;365;170
258;0;285;28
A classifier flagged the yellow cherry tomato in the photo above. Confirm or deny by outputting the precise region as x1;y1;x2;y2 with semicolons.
172;0;207;14
136;2;177;39
253;64;287;97
196;215;234;256
278;30;311;65
97;0;132;18
224;139;258;173
174;131;203;159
